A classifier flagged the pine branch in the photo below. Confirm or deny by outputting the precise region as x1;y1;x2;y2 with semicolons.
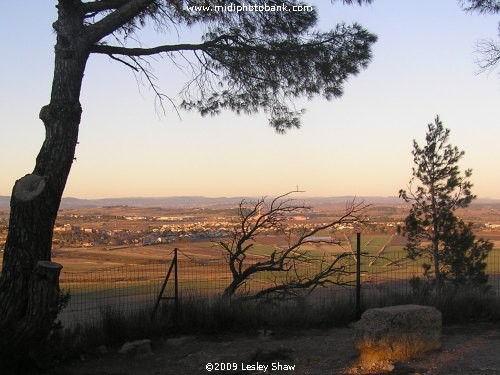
85;0;155;44
83;0;130;14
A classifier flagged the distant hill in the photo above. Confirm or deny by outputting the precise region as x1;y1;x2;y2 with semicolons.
0;195;248;209
57;195;409;208
58;196;249;209
0;196;9;209
1;195;499;210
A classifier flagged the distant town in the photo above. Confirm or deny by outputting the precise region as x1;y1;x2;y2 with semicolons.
1;196;499;251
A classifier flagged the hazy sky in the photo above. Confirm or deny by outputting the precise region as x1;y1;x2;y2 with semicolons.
1;1;499;199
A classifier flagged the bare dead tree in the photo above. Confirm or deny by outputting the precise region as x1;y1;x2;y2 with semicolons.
475;37;500;73
216;191;368;300
460;0;500;73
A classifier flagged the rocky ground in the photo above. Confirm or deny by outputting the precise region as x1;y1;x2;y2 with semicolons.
64;323;500;375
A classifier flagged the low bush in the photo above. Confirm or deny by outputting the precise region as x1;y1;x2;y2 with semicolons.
360;284;500;324
58;285;500;360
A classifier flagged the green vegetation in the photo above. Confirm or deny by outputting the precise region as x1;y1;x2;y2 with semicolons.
246;245;277;257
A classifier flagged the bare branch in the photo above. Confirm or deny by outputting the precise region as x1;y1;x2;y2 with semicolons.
216;191;368;299
246;252;356;300
475;38;500;73
107;54;139;71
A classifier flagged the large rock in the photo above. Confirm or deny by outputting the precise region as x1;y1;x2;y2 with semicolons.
354;304;441;363
118;339;153;356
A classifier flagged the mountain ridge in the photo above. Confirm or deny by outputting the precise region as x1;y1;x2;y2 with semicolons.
2;195;499;210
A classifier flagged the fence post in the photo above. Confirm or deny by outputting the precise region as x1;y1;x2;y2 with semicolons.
356;232;361;320
151;248;179;319
173;247;179;316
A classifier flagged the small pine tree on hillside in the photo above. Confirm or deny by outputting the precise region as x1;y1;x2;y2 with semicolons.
399;116;492;290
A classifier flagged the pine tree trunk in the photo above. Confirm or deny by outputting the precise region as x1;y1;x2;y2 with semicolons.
0;1;89;365
430;185;441;290
432;235;441;290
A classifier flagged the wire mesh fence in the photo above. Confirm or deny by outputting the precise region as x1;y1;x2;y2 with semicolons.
59;247;500;329
59;261;169;328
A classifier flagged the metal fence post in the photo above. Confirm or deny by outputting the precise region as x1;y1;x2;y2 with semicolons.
356;232;361;320
151;248;179;319
173;247;179;316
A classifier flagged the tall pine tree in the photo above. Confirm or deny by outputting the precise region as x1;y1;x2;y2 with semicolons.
399;116;492;290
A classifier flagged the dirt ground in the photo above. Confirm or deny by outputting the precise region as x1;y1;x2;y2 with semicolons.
65;323;500;375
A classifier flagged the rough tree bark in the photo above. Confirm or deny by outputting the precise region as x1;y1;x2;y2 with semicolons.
0;1;89;364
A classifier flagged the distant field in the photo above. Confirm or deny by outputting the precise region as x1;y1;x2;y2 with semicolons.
2;202;499;328
53;234;500;327
0;231;487;328
1;230;499;273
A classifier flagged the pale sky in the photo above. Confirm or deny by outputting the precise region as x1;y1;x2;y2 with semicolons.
1;1;499;199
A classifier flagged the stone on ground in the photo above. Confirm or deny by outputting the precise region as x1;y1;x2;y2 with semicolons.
354;304;441;363
119;339;153;355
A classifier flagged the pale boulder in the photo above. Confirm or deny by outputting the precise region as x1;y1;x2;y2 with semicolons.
118;339;153;356
354;304;441;363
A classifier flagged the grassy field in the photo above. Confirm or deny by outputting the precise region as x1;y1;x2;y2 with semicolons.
57;233;500;295
3;231;499;329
